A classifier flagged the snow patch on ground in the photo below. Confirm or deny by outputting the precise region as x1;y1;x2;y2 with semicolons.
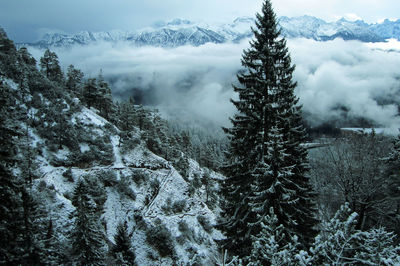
3;78;19;90
75;107;108;126
54;147;70;161
79;143;90;153
103;188;137;240
122;145;170;169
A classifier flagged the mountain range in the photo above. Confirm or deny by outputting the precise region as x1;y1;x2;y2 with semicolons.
18;16;400;49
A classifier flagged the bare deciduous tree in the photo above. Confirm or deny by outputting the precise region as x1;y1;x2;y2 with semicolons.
309;131;393;231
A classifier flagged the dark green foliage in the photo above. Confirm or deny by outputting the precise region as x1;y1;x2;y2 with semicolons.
111;222;136;266
66;64;84;93
40;49;63;83
20;189;48;265
178;220;194;242
34;98;82;158
132;170;149;186
174;155;190;180
38;180;47;191
161;197;173;214
0;169;23;265
82;78;98;109
0;32;60;265
197;215;213;233
145;220;175;257
0;28;19;80
117;98;136;133
18;47;36;66
62;168;74;182
70;179;107;265
0;71;25;264
0;169;52;265
59;134;113;167
54;99;68;149
81;74;115;119
149;178;160;195
116;175;136;200
143;114;170;158
84;175;107;213
162;198;187;214
168;123;228;172
97;169;118;187
121;136;141;153
219;0;317;258
172;199;187;213
201;171;218;209
96;72;114;119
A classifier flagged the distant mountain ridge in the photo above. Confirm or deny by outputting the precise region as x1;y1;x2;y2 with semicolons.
18;16;400;49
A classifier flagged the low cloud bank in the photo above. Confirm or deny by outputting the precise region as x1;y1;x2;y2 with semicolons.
290;38;400;129
29;38;400;130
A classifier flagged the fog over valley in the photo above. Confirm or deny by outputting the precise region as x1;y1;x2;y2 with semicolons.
28;37;400;131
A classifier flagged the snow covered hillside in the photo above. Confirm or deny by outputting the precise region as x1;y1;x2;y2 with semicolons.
33;106;225;265
0;28;226;265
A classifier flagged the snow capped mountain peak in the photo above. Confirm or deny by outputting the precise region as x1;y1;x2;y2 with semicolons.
19;16;400;49
337;17;350;23
167;18;192;26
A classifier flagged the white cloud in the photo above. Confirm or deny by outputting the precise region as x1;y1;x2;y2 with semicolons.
290;38;400;129
30;38;400;130
366;39;400;50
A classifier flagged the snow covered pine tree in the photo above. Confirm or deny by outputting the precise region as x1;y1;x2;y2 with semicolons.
219;0;318;259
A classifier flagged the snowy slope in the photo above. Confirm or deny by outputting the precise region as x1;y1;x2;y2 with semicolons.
21;100;224;265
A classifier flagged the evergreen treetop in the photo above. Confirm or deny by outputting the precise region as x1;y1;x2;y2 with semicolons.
220;0;317;258
40;49;63;83
112;221;136;266
71;179;107;265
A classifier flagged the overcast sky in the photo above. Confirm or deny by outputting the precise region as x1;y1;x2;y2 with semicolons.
1;0;399;42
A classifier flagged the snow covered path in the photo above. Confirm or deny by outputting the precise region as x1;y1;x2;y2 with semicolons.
110;135;124;168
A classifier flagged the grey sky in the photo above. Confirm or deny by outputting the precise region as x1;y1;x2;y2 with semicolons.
1;0;399;42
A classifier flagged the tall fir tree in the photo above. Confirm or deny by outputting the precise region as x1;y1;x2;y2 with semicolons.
70;179;107;265
66;64;84;93
82;78;99;109
96;71;114;119
39;49;63;83
219;0;317;259
111;221;136;266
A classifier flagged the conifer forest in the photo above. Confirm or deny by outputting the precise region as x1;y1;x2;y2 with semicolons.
1;0;400;265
